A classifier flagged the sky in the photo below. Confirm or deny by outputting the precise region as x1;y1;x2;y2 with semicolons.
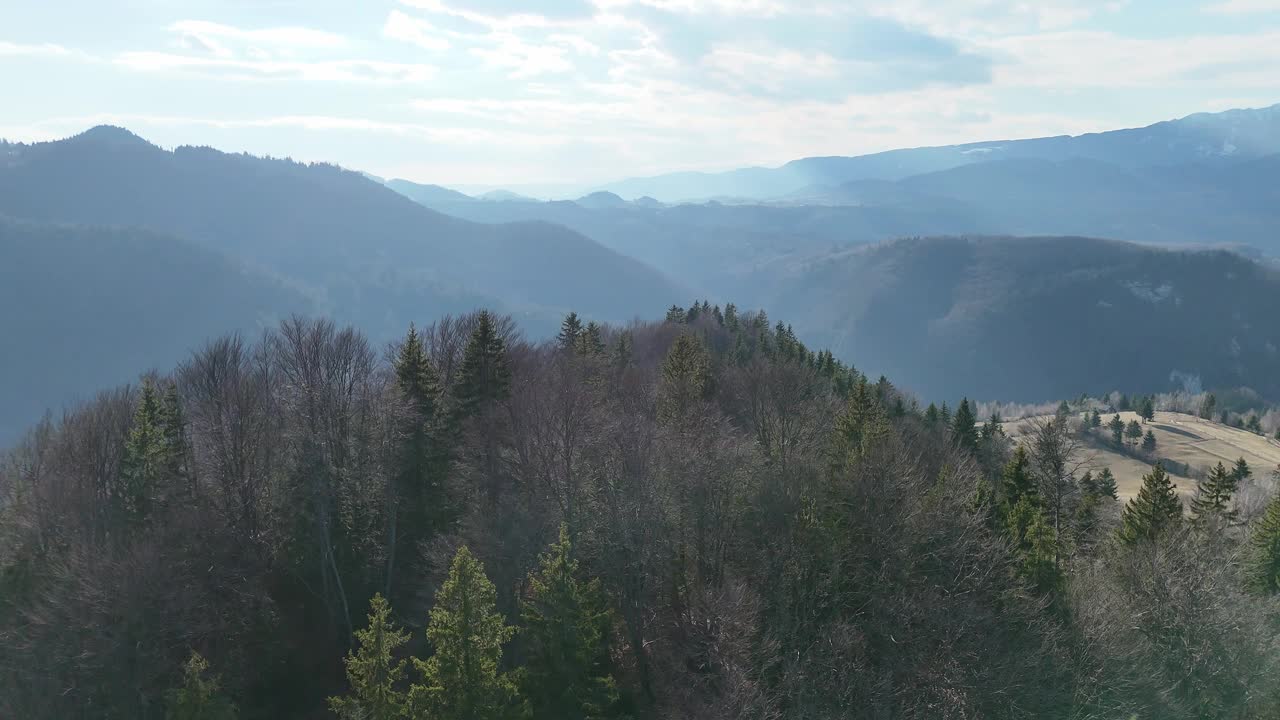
2;0;1279;191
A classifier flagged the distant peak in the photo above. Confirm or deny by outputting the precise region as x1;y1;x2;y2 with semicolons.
576;190;628;208
71;125;154;149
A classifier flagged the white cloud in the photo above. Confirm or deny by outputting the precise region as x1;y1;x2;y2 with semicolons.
114;52;437;84
0;40;87;59
382;10;451;51
168;20;348;58
1204;0;1280;13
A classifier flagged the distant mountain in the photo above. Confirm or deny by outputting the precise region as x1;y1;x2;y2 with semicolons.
600;103;1280;201
0;127;686;342
575;191;629;209
760;235;1280;403
0;216;314;445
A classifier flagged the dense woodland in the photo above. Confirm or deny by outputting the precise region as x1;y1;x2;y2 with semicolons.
3;302;1280;719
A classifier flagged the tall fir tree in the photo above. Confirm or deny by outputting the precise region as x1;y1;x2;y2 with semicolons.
329;594;410;720
118;379;170;527
924;403;940;427
1190;462;1238;525
166;652;237;720
518;525;620;720
1108;414;1125;447
557;312;584;351
952;398;979;453
576;322;605;357
1005;496;1059;593
1124;419;1143;448
1117;463;1183;545
1142;429;1157;454
454;311;512;416
1199;393;1217;420
664;305;686;323
658;333;712;423
410;546;521;720
390;325;448;597
1138;396;1155;423
1001;446;1038;511
831;377;888;469
1232;457;1253;486
1094;468;1119;500
1247;493;1280;595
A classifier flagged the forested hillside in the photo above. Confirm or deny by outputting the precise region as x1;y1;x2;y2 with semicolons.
3;304;1279;719
764;235;1280;403
0;216;313;444
0;127;686;337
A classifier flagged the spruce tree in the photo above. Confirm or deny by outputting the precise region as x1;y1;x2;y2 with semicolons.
611;331;632;370
1005;497;1059;592
723;302;739;330
1108;414;1125;447
939;402;952;427
454;311;512;416
329;594;410;720
118;379;169;527
831;377;888;468
557;312;584;351
410;546;520;720
1247;414;1264;435
391;325;448;597
1190;462;1237;525
1138;396;1155;423
1232;457;1253;485
576;322;605;357
1124;419;1143;448
1199;393;1216;420
1090;409;1102;429
924;403;940;426
518;526;620;720
1142;429;1156;454
1001;446;1038;511
664;305;686;323
1118;463;1183;545
1095;468;1119;500
166;652;237;720
1247;494;1280;595
952;398;979;453
658;333;712;423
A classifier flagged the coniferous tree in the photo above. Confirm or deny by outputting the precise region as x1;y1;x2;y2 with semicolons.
1001;446;1038;511
557;313;584;351
166;652;237;720
1094;468;1119;500
1090;409;1102;429
924;403;940;427
1118;463;1183;545
410;546;520;720
1190;462;1237;525
158;382;190;495
1005;497;1059;593
1247;414;1264;435
1233;457;1253;486
723;302;739;330
118;379;169;527
939;402;952;427
952;398;979;453
454;311;512;416
1124;419;1143;448
1142;429;1157;454
831;377;888;468
518;526;620;720
1138;396;1155;423
576;322;605;357
390;325;447;596
658;333;712;423
329;594;410;720
1108;414;1125;447
664;305;686;323
1247;494;1280;595
611;331;632;370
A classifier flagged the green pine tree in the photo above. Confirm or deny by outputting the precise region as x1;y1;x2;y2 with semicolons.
1117;463;1183;545
1005;496;1059;593
575;322;605;357
1138;396;1155;423
1247;494;1280;595
924;403;940;426
658;333;712;423
518;526;620;720
557;313;584;351
1199;393;1217;420
831;377;888;469
1001;446;1038;511
1094;468;1119;500
166;651;237;720
1141;429;1157;454
455;311;512;416
1124;419;1143;448
1090;409;1102;429
1190;462;1237;525
410;546;521;720
611;331;632;370
1108;414;1125;447
329;594;410;720
118;379;169;527
1232;457;1253;485
952;398;979;452
664;305;686;323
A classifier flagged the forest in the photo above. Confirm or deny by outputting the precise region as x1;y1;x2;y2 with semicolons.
3;303;1280;719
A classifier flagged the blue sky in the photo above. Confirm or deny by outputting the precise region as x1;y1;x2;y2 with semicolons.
2;0;1279;191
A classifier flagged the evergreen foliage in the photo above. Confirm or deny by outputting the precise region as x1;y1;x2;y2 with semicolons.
329;594;410;720
1118;463;1183;545
166;652;237;720
1248;494;1280;595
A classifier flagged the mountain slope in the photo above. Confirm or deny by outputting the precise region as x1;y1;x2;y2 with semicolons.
0;127;686;339
0;216;314;445
762;235;1280;403
599;103;1280;201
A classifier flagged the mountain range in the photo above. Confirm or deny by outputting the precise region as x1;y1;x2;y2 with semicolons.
4;104;1280;445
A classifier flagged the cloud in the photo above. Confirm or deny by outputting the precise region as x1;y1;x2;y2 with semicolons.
0;40;89;59
114;52;437;84
168;20;348;58
1204;0;1280;13
383;9;452;51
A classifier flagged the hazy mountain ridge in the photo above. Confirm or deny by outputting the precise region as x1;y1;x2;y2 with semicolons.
764;235;1280;403
0;215;315;444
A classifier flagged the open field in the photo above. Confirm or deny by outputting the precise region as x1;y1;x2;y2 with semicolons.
1004;411;1280;500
